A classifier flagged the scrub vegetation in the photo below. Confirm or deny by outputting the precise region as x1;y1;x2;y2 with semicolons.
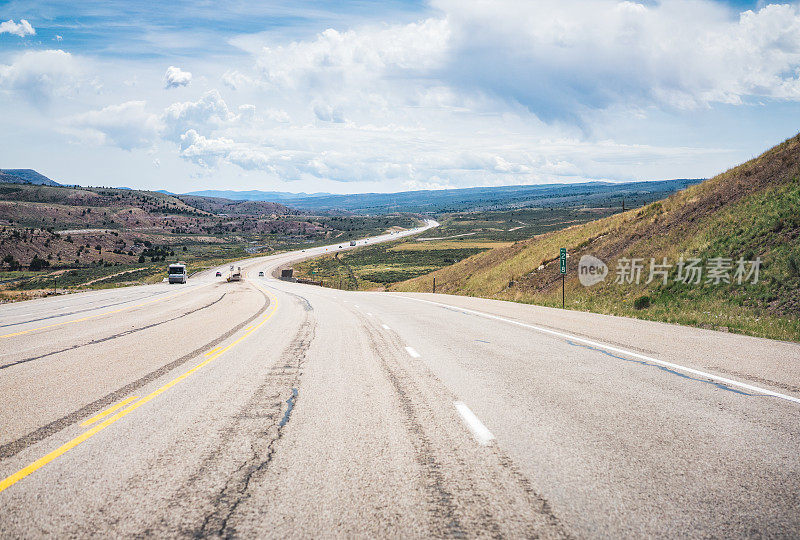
294;190;674;290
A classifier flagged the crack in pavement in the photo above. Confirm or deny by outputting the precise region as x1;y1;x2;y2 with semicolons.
0;286;269;460
1;293;227;371
195;303;315;538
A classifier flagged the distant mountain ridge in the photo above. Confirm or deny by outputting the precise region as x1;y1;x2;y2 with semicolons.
187;180;703;214
186;189;331;201
0;169;61;186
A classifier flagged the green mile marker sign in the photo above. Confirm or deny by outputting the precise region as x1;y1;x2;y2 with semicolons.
560;248;567;274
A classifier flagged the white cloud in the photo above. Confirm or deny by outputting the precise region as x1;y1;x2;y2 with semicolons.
163;65;192;88
0;49;82;107
313;102;345;123
47;1;800;190
66;101;162;150
0;19;34;37
435;0;800;119
253;18;450;93
161;89;236;141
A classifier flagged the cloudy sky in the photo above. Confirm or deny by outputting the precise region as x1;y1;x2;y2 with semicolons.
1;0;799;194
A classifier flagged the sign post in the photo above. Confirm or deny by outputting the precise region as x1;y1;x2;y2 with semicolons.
560;248;567;308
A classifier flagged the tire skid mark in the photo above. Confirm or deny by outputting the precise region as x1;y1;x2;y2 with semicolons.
1;293;228;371
360;321;467;538
0;286;270;460
360;313;570;539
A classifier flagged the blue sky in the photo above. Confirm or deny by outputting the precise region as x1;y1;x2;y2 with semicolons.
1;0;799;193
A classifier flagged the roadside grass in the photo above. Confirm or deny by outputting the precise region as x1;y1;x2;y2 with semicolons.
518;285;800;343
0;270;38;282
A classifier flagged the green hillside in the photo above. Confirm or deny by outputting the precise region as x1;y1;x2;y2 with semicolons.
393;134;800;341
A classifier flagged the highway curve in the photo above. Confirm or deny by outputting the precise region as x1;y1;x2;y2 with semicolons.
1;219;799;537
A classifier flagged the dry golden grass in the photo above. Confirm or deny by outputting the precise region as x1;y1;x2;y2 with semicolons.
389;241;513;251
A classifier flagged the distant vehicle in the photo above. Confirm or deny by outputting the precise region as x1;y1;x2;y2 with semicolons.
228;267;242;282
215;271;222;277
350;240;356;246
339;245;343;248
168;263;187;284
259;271;264;277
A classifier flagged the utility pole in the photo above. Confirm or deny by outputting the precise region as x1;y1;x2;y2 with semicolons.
433;276;436;294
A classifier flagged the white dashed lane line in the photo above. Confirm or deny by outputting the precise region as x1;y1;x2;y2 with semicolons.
405;346;421;358
454;401;496;446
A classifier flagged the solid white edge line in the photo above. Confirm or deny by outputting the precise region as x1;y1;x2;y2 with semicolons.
454;401;495;446
401;296;800;405
405;346;421;358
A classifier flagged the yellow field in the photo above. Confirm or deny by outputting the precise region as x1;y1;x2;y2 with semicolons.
389;241;513;251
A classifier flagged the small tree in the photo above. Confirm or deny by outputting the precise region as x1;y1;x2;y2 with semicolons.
29;255;51;271
3;254;18;270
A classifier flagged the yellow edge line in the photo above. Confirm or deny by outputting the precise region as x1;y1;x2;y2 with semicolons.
0;286;278;494
1;284;208;340
80;396;140;427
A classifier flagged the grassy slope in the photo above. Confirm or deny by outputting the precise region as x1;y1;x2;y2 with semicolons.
393;134;800;341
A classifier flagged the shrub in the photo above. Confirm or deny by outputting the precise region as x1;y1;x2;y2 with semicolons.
634;295;651;310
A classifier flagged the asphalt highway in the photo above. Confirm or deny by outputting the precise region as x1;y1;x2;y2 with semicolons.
1;218;799;537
